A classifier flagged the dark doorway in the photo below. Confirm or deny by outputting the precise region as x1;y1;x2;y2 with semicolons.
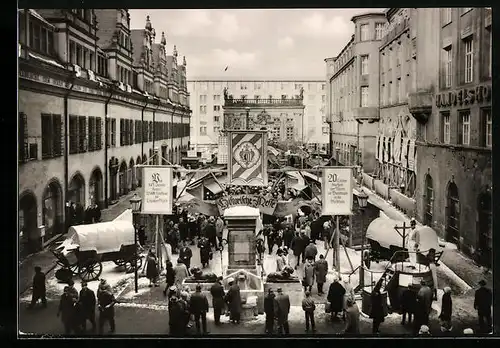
69;173;85;206
119;161;128;196
446;182;460;246
129;158;136;190
42;180;63;240
477;191;492;268
89;167;103;208
19;192;38;256
424;174;433;226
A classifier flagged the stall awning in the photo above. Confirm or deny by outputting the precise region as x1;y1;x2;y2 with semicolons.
291;183;308;192
204;181;223;194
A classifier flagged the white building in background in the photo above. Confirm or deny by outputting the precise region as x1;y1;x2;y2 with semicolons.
187;79;328;153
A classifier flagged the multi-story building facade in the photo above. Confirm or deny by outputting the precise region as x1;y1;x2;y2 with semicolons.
188;79;327;153
325;12;386;172
375;9;417;197
409;8;492;266
18;9;191;255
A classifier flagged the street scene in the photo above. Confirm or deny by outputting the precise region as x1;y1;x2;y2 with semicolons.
19;8;493;337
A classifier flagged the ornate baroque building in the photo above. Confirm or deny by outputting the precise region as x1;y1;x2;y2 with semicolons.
18;9;191;256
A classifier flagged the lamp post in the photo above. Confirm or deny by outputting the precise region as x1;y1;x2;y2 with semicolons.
130;194;142;294
357;189;369;290
245;106;250;130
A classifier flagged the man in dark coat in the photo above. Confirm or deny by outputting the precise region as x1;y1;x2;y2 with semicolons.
291;232;305;269
198;237;211;268
474;279;492;333
178;217;189;242
168;295;185;335
225;278;242;324
97;289;117;334
274;287;291;335
137;225;146;246
57;286;78;334
189;284;209;335
75;203;85;225
84;206;93;224
310;217;322;243
439;286;453;332
266;226;276;255
401;286;417;325
313;255;328;295
264;288;276;334
92;203;101;223
327;277;346;320
283;226;295;249
79;280;96;332
370;289;385;334
29;266;47;309
304;240;318;261
67;279;79;302
302;291;316;333
179;241;193;270
415;280;433;330
210;277;226;326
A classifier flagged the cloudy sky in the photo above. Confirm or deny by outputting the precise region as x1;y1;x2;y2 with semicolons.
129;9;384;80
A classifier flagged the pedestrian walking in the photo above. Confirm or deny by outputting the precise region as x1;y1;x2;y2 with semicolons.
78;281;96;332
225;277;242;324
304;240;318;261
28;266;47;309
343;297;360;334
415;280;433;332
474;279;492;333
313;255;328;295
302;258;315;293
173;259;189;290
274;287;291;335
342;278;355;316
439;286;453;332
205;217;218;249
291;232;306;269
189;284;209;335
302;291;316;333
215;216;224;248
179;241;193;270
327;276;345;321
168;295;184;336
283;226;294;249
57;286;79;334
198;236;212;268
178;217;188;242
97;288;117;334
401;286;417;325
370;289;385;334
67;279;79;301
210;276;226;326
145;250;159;287
97;279;112;298
163;261;176;296
178;291;190;334
264;288;276;334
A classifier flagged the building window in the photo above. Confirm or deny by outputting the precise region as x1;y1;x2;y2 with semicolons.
294;83;303;90
254;82;261;89
458;110;471;145
464;38;473;83
442;8;452;25
69;41;76;64
105;118;116;147
322;95;326;103
213;105;220;111
321;84;326;90
360;24;369;41
375;23;384;40
213;95;220;102
395;79;400;103
214;116;220;122
441;112;451;144
200;95;207;104
388;82;392;104
240;83;247;90
214;126;220;134
361;55;369;75
482;108;492;148
444;46;453;87
97;54;108;77
69;115;87;154
286;126;294;140
41;114;62;159
200;126;207;135
200;105;207;114
360;86;369;107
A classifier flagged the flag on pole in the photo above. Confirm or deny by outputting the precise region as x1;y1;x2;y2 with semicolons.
224;66;229;71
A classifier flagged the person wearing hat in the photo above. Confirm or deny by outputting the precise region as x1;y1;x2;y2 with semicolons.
210;276;226;326
474;279;492;333
313;254;328;295
302;291;316;333
205;216;218;249
189;284;210;335
400;285;417;326
327;275;346;321
225;277;242;324
463;328;474;335
418;325;431;336
97;279;112;298
264;288;276;334
57;286;79;334
78;280;96;332
97;285;117;334
414;280;433;334
66;279;79;303
168;295;184;335
303;258;315;293
439;287;453;332
197;235;212;268
304;239;318;262
29;266;47;309
408;218;418;264
343;296;360;334
179;240;193;270
274;287;291;335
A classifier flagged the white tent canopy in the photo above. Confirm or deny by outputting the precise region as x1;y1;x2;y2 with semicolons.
58;220;135;254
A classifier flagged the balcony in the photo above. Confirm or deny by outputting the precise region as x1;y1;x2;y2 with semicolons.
353;107;379;123
408;91;433;124
224;97;304;107
381;17;410;48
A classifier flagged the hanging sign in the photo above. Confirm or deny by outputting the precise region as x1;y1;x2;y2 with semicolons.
141;166;173;214
216;194;278;215
321;167;353;216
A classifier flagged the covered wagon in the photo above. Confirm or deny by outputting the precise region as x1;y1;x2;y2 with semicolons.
53;220;142;282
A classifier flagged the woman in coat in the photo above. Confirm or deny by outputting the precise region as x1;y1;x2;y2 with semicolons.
342;278;355;315
439;286;453;332
327;276;346;320
225;278;242;324
343;297;360;334
313;255;328;295
370;289;385;334
145;251;159;287
163;261;176;296
303;259;315;293
198;237;211;268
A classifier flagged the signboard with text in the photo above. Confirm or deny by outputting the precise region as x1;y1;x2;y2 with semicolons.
321;167;353;216
216;195;277;215
141;166;173;215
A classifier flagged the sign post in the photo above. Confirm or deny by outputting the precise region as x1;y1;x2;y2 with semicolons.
321;167;353;274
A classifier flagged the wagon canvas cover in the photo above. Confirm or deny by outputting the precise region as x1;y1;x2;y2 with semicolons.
366;217;442;255
62;221;135;254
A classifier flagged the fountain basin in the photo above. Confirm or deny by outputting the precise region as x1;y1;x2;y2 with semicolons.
264;279;303;306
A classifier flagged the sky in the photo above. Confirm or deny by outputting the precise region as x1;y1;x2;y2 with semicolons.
129;9;384;80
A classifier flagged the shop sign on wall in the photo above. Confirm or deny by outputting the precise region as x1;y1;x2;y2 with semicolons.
322;167;353;216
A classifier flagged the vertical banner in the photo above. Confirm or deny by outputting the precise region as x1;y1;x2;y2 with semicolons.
141;166;173;214
228;130;268;186
321;167;353;216
217;133;228;164
408;139;416;171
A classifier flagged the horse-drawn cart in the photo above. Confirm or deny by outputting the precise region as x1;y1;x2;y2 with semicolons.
53;220;143;282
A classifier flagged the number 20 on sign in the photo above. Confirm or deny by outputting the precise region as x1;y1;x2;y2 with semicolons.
321;167;353;216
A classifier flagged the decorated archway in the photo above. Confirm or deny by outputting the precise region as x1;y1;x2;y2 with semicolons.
89;166;103;207
19;191;38;255
119;160;128;196
42;179;63;240
69;172;85;206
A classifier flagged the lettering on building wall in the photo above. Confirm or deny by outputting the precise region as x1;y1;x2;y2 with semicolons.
435;84;491;108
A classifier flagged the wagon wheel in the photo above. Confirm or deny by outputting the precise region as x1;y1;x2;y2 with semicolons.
78;260;103;282
69;263;80;275
113;259;126;267
124;255;143;274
